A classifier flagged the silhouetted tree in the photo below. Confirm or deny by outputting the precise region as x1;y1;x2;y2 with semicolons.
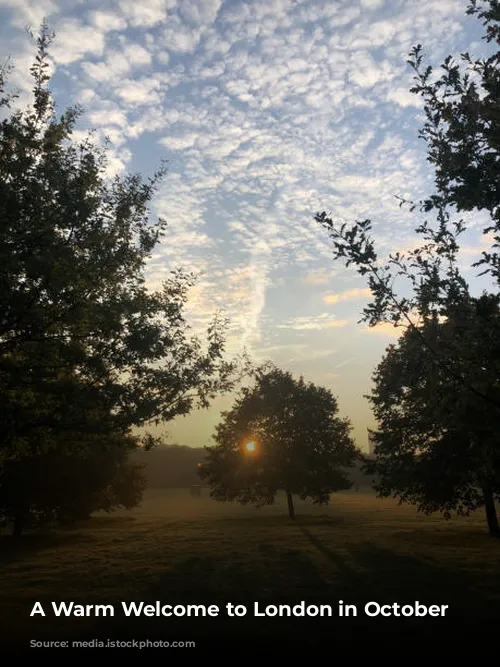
199;365;357;519
0;431;146;536
0;23;244;533
366;295;500;537
412;0;500;239
314;2;500;536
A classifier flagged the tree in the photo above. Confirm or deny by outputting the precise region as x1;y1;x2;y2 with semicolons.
411;0;500;242
366;295;500;537
0;431;147;536
199;365;357;519
314;1;500;536
0;23;244;517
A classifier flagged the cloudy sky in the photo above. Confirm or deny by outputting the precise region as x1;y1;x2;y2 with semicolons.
0;0;493;451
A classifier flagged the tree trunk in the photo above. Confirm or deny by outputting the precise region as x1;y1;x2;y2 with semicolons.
483;485;500;538
12;513;24;538
286;490;295;519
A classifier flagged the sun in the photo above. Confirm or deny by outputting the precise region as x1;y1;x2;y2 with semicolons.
245;441;256;453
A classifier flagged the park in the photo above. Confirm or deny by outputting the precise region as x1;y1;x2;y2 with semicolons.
1;487;498;653
1;0;499;656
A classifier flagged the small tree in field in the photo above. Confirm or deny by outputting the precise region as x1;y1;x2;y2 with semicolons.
199;365;357;519
314;1;500;537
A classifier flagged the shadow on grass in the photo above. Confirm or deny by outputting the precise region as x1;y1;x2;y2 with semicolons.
21;538;494;652
0;532;95;567
0;515;139;566
5;515;499;655
60;549;342;648
214;513;345;528
391;526;494;546
296;522;499;630
72;515;137;530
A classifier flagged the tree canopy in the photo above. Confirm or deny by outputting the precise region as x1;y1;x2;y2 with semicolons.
199;365;357;518
412;0;500;239
314;1;500;536
366;295;500;536
0;431;146;536
0;25;244;534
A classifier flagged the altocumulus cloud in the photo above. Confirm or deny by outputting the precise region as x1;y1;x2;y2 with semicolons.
0;0;491;447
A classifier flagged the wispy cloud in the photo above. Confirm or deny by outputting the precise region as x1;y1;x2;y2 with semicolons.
323;287;371;305
302;269;334;285
361;322;403;338
278;314;349;331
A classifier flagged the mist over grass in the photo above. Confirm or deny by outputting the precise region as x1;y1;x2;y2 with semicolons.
1;489;497;653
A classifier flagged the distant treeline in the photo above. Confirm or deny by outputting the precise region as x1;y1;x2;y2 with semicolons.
348;456;378;488
132;445;206;488
132;445;377;490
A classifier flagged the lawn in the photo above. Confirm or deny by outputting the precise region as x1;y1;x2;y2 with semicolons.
1;488;498;655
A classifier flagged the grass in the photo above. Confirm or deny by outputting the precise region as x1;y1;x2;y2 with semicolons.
1;488;499;655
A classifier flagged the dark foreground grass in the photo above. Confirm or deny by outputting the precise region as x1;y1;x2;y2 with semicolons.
1;489;498;656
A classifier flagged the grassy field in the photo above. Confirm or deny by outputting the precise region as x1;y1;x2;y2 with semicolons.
1;488;499;655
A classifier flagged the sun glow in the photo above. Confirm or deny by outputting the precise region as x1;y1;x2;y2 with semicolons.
245;441;256;453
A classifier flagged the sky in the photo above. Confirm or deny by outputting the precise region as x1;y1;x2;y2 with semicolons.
0;0;494;452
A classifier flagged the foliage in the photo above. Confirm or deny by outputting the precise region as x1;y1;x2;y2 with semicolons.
314;2;500;534
0;432;146;533
0;24;243;470
199;365;357;516
0;24;251;534
315;1;500;332
365;295;500;521
411;0;500;251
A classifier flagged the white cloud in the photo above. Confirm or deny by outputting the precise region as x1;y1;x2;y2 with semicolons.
76;88;97;104
163;18;202;53
360;0;385;10
118;0;170;27
329;4;361;28
88;108;127;127
0;0;489;445
178;0;223;25
0;0;58;29
81;52;129;82
349;52;396;88
116;78;161;105
123;42;152;66
387;88;422;108
80;41;154;86
159;133;199;150
278;314;349;331
89;10;127;33
50;19;105;64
